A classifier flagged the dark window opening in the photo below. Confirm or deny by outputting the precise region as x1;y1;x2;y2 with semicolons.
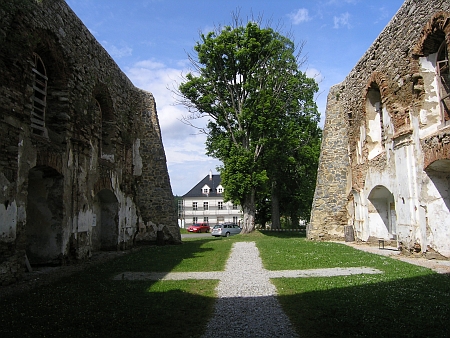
437;40;450;124
31;53;48;137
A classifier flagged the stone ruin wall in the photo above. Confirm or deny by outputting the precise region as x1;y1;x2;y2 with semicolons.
308;85;349;240
309;0;450;242
0;0;180;285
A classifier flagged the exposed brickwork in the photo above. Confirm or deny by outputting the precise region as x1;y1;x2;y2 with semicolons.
0;0;180;285
309;0;450;257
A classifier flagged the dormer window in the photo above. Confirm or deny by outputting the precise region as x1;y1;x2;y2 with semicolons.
201;184;210;194
217;184;224;194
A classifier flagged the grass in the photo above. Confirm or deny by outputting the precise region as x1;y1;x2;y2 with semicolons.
1;232;449;337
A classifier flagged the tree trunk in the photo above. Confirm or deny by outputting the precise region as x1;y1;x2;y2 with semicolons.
291;212;300;229
241;189;256;233
271;180;281;229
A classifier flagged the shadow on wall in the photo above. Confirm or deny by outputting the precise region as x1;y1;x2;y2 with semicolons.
26;165;64;265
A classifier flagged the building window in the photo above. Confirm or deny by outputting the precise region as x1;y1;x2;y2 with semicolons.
218;188;223;193
232;204;238;210
204;217;208;223
192;202;197;210
233;217;238;224
203;188;209;194
203;202;208;210
177;200;183;219
218;201;223;210
31;53;48;137
193;217;198;223
437;40;450;124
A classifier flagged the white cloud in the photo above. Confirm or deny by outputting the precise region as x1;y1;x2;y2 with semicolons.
125;59;219;195
305;67;324;84
333;12;351;29
289;8;311;25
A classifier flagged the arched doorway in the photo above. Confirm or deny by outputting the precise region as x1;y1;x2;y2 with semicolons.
26;166;64;265
92;189;118;250
368;185;397;239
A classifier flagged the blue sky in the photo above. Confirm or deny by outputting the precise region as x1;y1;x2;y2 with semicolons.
66;0;404;196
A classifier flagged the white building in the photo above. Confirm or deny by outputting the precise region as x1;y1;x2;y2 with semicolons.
180;172;242;227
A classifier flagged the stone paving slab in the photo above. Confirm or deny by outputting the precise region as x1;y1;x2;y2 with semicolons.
114;266;382;281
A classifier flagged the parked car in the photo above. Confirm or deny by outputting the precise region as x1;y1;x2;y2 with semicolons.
211;223;241;237
187;222;211;233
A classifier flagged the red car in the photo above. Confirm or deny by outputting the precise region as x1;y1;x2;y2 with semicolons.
187;222;211;233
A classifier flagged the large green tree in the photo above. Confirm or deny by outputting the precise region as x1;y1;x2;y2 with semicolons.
262;79;321;228
178;19;319;233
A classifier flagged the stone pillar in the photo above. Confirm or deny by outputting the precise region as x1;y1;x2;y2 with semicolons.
308;85;350;241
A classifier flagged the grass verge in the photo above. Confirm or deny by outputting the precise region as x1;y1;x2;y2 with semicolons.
1;232;449;337
255;231;450;337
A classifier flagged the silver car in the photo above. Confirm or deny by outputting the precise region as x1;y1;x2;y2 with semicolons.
211;223;242;237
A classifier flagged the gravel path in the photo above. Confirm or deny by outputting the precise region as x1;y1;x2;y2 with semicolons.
201;241;299;338
114;243;382;337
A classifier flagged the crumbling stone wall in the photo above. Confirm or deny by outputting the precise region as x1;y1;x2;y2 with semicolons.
308;85;349;241
0;0;180;285
310;0;450;257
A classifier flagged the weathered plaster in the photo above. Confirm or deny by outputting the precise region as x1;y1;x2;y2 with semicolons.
310;1;450;257
0;201;17;241
0;0;180;285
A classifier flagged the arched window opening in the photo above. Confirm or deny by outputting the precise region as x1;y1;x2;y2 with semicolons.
93;88;115;162
365;84;384;160
437;40;450;124
93;99;102;156
31;53;48;137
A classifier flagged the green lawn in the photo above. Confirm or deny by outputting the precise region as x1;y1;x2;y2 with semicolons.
1;232;449;337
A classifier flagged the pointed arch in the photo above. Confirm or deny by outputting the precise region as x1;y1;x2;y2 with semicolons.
363;73;389;159
92;83;116;162
413;12;450;126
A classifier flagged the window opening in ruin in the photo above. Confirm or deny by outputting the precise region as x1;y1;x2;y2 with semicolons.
437;40;450;124
31;53;48;137
93;99;102;155
366;84;384;160
375;102;385;145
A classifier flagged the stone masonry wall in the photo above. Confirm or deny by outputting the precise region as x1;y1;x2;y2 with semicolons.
308;85;349;240
0;0;180;285
309;0;450;243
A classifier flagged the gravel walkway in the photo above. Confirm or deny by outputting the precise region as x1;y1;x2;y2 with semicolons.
201;241;298;338
115;242;382;337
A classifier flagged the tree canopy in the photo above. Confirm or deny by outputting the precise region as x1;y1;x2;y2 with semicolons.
178;19;321;233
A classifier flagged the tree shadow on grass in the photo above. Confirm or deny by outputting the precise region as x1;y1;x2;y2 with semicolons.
0;238;224;337
276;272;450;337
258;230;306;239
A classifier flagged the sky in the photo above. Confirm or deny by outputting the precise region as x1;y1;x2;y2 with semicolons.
66;0;405;196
